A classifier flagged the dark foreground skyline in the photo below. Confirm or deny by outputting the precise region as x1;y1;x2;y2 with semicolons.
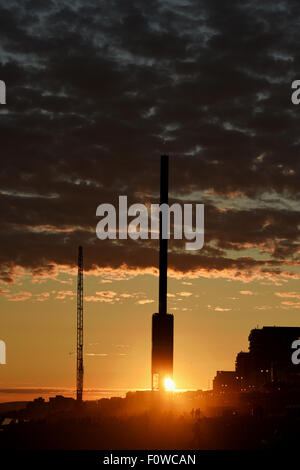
2;322;300;450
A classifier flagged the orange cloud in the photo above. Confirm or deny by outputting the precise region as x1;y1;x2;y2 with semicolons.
95;291;117;298
55;290;74;300
136;299;154;305
214;307;232;312
275;292;300;299
84;296;116;303
34;292;50;302
281;301;300;307
5;291;32;301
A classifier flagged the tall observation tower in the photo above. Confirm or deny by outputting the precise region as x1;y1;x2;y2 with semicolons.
151;155;174;390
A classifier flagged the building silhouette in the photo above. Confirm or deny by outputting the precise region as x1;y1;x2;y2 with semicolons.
213;326;300;392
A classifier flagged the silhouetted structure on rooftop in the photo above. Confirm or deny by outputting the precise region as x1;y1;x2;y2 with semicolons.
213;371;239;392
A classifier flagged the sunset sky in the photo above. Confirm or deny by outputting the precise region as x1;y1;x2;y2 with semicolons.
1;0;300;399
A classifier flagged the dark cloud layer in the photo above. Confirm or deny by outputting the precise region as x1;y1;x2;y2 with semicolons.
1;0;300;282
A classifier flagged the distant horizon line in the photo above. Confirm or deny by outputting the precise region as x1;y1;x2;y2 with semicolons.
0;386;201;393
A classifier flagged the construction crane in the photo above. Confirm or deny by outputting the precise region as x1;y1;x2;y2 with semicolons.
76;246;84;402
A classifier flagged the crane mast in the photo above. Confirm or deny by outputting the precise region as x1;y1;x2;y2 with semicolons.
76;246;84;402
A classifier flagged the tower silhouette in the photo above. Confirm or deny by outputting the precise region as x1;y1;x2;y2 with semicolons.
151;155;174;390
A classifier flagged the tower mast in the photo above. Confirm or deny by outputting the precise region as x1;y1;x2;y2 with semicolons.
76;246;84;402
151;155;174;390
159;155;169;315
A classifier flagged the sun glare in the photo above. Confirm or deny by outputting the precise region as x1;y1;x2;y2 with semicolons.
164;377;175;391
